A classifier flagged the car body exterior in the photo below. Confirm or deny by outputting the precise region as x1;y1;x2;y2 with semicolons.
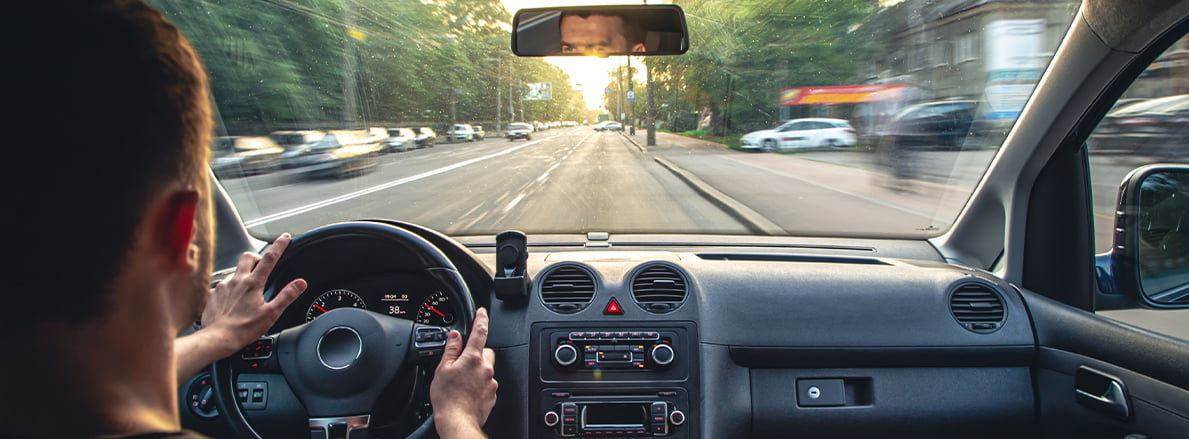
449;124;475;142
271;130;326;169
209;136;285;178
882;100;980;149
411;127;436;148
472;125;486;140
593;121;623;131
288;130;383;178
740;118;857;151
384;128;417;153
1089;94;1189;157
506;122;533;141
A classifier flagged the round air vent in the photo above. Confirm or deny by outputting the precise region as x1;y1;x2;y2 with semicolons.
630;263;689;313
538;264;596;314
949;282;1006;333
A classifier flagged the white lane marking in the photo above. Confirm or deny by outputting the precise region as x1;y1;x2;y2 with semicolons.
244;139;547;228
502;194;526;213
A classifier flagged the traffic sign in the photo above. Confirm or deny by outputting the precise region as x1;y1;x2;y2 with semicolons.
626;90;636;103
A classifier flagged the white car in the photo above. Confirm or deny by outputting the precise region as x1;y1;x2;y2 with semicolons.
449;123;475;142
740;118;857;151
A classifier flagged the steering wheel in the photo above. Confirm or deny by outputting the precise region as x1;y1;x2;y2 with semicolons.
211;221;476;439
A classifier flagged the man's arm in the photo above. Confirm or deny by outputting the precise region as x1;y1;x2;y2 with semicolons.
430;308;498;439
175;234;307;383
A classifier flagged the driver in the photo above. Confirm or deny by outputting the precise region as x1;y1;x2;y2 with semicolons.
560;11;647;55
0;1;496;438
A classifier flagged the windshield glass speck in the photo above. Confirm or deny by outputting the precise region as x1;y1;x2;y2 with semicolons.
153;0;1079;239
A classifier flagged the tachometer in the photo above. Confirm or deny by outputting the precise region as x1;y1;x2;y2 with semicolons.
416;290;455;326
306;289;367;321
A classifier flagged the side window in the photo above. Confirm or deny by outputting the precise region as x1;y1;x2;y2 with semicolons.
1089;34;1189;335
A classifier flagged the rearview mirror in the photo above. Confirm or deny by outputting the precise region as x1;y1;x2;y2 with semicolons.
1103;164;1189;308
512;5;689;57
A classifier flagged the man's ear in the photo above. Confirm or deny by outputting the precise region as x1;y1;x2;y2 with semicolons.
151;188;200;272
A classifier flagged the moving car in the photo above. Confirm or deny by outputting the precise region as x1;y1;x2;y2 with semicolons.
384;128;417;153
286;130;383;178
473;125;486;140
739;118;857;151
449;124;476;142
1089;94;1189;157
152;1;1189;439
270;130;326;169
414;127;436;148
208;136;284;178
593;120;623;131
506;122;533;141
882;100;979;149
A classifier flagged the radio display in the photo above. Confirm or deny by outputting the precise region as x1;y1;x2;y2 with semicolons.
583;404;647;428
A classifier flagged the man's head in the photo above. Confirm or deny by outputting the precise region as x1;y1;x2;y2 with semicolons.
560;11;646;55
8;0;214;332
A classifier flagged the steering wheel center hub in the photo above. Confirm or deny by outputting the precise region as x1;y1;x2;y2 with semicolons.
317;326;363;370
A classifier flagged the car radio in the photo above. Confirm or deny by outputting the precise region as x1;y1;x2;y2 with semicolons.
549;330;678;371
540;389;688;437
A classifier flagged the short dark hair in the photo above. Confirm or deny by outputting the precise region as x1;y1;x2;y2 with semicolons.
6;0;211;329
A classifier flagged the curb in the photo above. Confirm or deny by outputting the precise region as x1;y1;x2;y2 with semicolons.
618;131;646;153
653;157;787;235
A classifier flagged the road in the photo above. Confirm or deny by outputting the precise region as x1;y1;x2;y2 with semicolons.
220;127;748;238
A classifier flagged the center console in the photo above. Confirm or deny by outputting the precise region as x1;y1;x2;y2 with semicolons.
531;322;699;438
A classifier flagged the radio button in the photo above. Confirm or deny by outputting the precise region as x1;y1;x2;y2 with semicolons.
543;411;560;427
554;344;578;367
569;332;585;340
670;410;686;426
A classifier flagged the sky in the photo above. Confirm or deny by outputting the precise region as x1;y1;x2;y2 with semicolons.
500;0;647;111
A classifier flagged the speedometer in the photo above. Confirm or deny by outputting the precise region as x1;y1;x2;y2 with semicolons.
306;289;367;321
416;291;455;326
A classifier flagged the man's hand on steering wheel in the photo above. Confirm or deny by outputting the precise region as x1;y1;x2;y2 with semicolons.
430;307;498;439
176;233;307;382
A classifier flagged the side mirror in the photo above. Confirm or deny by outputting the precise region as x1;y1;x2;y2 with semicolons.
1098;164;1189;309
512;5;689;57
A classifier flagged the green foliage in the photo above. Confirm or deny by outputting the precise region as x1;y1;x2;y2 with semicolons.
151;0;588;134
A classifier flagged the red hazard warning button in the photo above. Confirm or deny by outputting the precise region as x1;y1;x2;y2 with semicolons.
604;297;624;315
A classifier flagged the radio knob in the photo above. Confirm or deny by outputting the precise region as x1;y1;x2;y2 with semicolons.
554;343;578;367
649;343;675;366
544;411;560;427
669;409;686;426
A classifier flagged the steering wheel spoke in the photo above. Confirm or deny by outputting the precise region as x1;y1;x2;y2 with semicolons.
412;325;449;361
310;414;372;439
231;336;282;374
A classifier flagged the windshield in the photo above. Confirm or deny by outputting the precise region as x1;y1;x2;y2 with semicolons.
154;0;1079;239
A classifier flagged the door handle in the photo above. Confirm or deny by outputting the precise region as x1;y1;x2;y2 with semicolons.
1075;366;1131;419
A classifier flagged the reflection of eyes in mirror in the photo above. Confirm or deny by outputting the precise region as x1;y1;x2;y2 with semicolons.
1137;171;1189;298
559;12;646;55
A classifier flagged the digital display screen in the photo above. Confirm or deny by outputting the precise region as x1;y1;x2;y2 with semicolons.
583;404;646;427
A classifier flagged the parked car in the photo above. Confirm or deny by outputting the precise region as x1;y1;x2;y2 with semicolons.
882;100;979;149
1089;94;1189;157
414;127;436;148
287;130;383;178
384;128;417;153
593;120;623;131
472;125;486;140
506;122;533;141
209;136;284;178
449;124;475;142
271;130;326;168
741;118;857;151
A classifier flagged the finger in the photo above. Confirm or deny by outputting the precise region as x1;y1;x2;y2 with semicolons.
252;233;291;277
234;252;262;280
266;278;307;310
462;308;490;357
482;347;496;367
440;330;464;363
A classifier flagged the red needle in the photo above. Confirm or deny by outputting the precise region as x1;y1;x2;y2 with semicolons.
426;305;445;317
314;304;328;313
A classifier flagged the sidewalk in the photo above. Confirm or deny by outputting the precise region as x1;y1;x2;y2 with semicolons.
619;129;979;236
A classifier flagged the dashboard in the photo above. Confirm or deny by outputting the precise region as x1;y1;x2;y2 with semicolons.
273;272;460;329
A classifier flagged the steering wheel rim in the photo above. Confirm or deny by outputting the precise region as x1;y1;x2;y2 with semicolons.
211;221;476;439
